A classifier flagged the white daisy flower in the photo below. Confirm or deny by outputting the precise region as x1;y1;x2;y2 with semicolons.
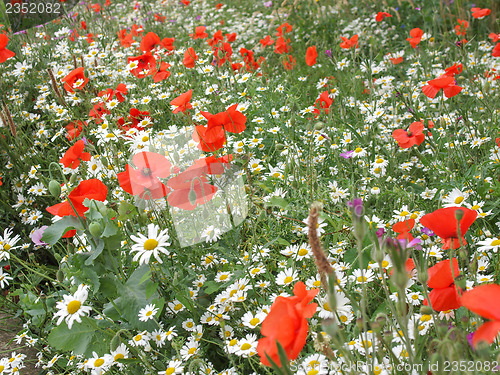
138;303;159;322
53;284;92;329
130;223;171;264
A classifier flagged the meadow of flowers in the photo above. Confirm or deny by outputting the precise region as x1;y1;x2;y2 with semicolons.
0;0;499;373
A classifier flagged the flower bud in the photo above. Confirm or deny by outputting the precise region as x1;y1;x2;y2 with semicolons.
69;174;78;184
56;269;64;282
314;121;325;130
88;221;102;238
420;305;433;315
48;180;61;197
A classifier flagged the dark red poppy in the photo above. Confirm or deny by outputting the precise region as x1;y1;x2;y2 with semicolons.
461;284;500;348
60;140;91;169
62;67;89;93
419;207;477;249
423;258;462;311
47;179;107;217
129;108;151;129
117;152;171;200
89;103;110;123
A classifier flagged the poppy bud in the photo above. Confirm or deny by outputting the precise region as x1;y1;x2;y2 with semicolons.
314;121;324;130
69;174;78;184
454;274;467;290
53;253;62;262
454;208;464;221
321;318;339;337
375;313;387;328
88;221;102;237
420;305;433;315
56;269;64;282
275;143;285;150
48;180;61;197
188;189;197;206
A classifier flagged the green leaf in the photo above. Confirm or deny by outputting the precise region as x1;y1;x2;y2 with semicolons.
146;282;158;299
41;217;83;245
203;281;220;295
117;201;138;221
268;196;289;209
84;238;105;266
101;221;118;238
99;276;118;299
47;318;110;357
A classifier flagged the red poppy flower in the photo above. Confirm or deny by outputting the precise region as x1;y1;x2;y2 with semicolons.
375;11;392;22
313;91;333;115
183;47;198;68
444;63;463;77
471;7;491;19
140;32;162;52
118;29;134;47
305;46;317;66
257;281;318;367
170;90;193;114
276;22;292;36
340;35;358;49
492;43;500;58
127;52;157;78
190;26;208;39
47;179;108;217
128;108;151;129
275;37;292;54
388;55;403;65
0;176;3;186
461;284;500;348
193;125;226;152
166;162;219;211
91;3;101;12
422;75;462;99
423;258;461;311
207;30;223;47
62;67;89;93
225;33;237;42
283;54;296;70
161;37;175;51
260;35;275;47
117;152;171;200
392;121;425;149
406;28;423;48
455;19;468;37
60;140;91;169
203;104;247;143
65;121;86;140
0;34;15;63
419;207;477;249
392;219;415;241
89;102;110;123
154;62;171;82
490;33;500;43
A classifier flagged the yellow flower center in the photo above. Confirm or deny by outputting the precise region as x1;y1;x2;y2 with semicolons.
166;369;175;375
313;280;321;287
3;244;11;251
454;196;464;204
491;239;500;246
67;300;81;314
298;248;308;256
174;303;183;311
376;158;384;164
114;353;124;361
355;147;362;153
0;366;4;372
219;274;228;280
144;239;158;250
146;311;153;316
229;339;237;346
340;315;348;322
284;276;293;284
94;359;105;367
381;260;389;268
187;322;193;328
250;318;260;326
188;347;196;355
324;302;331;312
307;370;319;375
134;335;142;341
400;211;409;216
240;343;251;351
357;276;367;283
